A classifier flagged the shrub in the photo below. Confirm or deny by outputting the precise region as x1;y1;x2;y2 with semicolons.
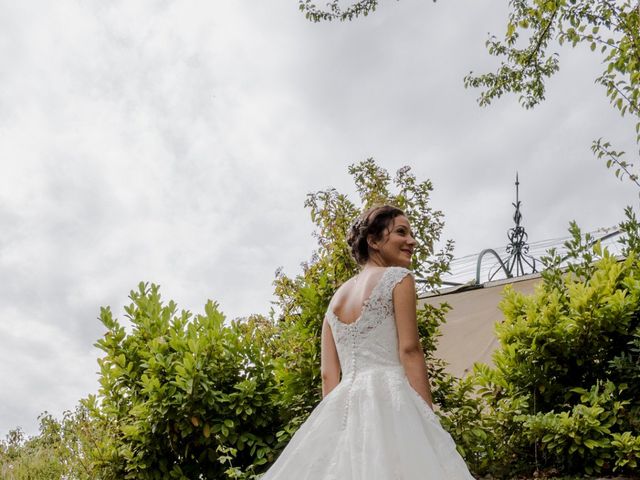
89;283;283;479
439;210;640;478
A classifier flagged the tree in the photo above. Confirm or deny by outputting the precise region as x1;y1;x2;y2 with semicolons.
0;419;66;480
298;0;640;189
464;0;640;189
0;406;102;480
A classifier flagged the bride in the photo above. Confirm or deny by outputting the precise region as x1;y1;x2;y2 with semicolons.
260;205;475;479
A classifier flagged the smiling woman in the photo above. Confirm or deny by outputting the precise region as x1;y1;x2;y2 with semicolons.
346;205;415;269
258;204;475;480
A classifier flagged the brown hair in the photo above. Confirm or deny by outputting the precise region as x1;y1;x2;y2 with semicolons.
347;205;406;265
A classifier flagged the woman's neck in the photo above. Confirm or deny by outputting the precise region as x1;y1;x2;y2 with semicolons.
363;256;388;269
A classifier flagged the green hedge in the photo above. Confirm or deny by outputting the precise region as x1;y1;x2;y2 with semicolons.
437;213;640;478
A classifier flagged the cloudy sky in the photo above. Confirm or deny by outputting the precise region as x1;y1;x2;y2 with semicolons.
1;0;636;437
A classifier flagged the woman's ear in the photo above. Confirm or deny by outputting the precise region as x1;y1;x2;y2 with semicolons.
367;234;378;252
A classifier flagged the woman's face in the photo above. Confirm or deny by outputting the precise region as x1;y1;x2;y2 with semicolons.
369;215;416;268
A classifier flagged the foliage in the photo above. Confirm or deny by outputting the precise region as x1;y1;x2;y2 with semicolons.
497;252;638;411
436;361;535;478
299;0;381;22
463;0;640;188
87;283;283;479
619;204;640;257
7;166;640;479
298;0;640;189
521;381;631;475
0;406;103;479
436;212;640;478
0;419;65;480
435;373;494;472
274;159;453;305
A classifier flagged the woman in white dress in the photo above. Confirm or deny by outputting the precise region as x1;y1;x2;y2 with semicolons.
260;205;475;479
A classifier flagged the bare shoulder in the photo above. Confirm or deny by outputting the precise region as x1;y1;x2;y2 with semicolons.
329;275;357;307
332;274;356;296
330;267;387;308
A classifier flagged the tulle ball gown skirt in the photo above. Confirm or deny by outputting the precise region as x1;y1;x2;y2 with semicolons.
258;366;475;480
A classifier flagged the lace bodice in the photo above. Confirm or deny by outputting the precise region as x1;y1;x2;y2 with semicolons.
326;266;413;376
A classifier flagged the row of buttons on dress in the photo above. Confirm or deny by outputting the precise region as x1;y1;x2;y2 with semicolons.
341;326;358;430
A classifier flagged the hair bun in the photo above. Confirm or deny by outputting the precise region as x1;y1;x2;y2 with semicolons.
347;205;405;265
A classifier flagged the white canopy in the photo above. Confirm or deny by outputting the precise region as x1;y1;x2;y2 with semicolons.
421;273;543;378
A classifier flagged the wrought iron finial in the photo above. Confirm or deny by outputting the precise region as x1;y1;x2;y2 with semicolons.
504;173;537;277
475;174;538;284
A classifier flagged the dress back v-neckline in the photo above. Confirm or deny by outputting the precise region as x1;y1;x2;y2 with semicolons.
330;268;389;326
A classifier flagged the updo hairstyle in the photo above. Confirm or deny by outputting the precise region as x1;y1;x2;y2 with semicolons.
347;204;406;265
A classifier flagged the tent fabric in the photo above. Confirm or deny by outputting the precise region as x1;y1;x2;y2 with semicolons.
420;274;542;378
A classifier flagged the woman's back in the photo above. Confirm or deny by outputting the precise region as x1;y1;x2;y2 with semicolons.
325;267;413;379
330;267;387;325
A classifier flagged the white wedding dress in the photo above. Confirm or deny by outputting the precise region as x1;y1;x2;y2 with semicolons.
259;266;475;479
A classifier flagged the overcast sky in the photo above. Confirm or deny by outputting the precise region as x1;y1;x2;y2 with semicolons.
1;0;637;437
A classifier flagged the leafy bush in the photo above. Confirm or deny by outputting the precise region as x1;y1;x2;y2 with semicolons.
521;381;630;474
89;283;283;479
439;209;640;478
